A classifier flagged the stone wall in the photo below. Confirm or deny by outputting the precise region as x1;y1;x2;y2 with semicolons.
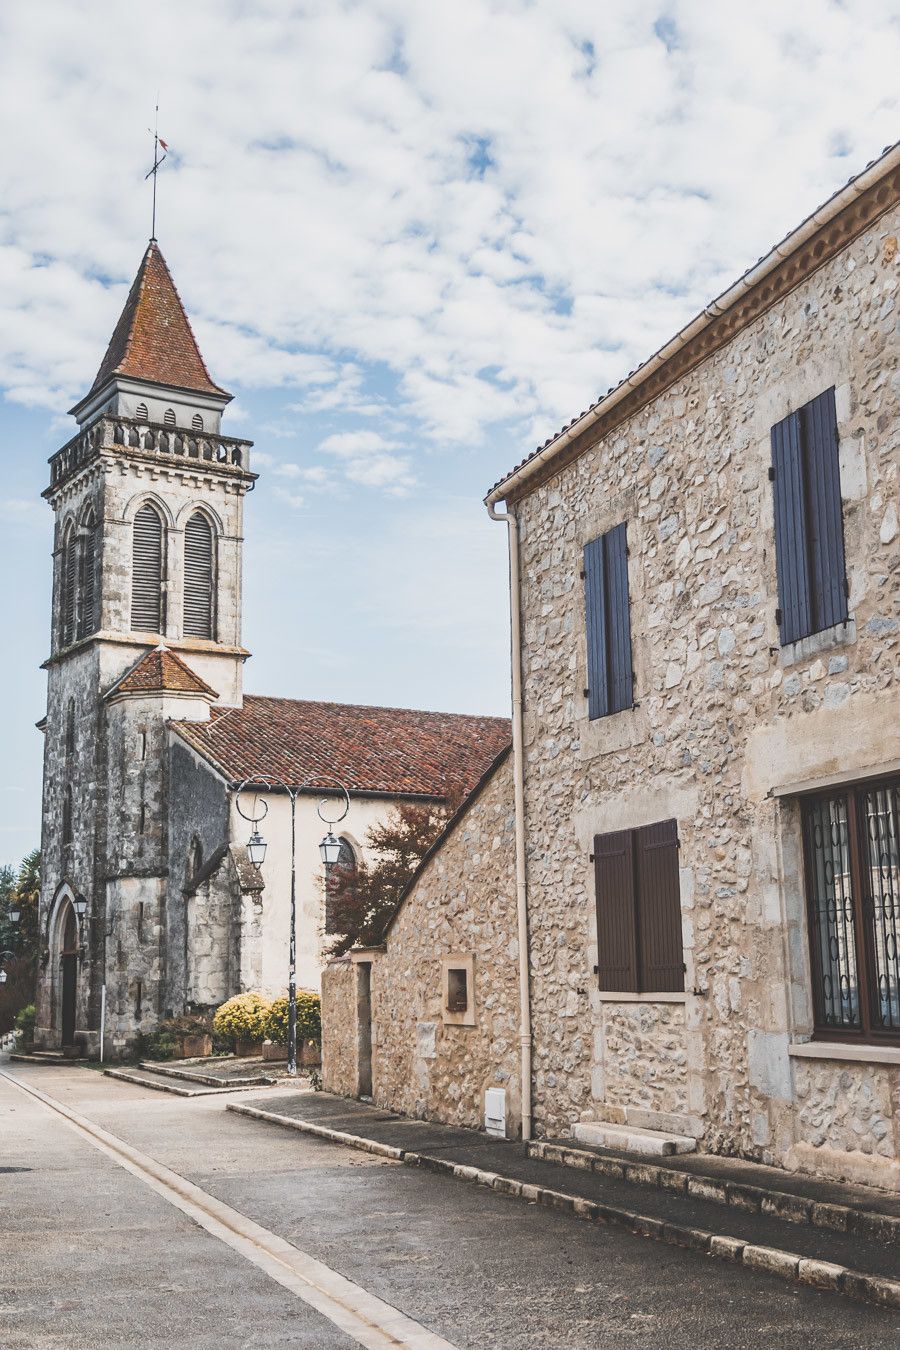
514;204;900;1184
321;753;521;1136
321;959;360;1098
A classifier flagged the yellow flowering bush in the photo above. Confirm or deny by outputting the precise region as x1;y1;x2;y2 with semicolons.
212;992;271;1043
265;991;321;1045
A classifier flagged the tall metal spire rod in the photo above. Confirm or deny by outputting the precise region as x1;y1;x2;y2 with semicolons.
144;104;168;242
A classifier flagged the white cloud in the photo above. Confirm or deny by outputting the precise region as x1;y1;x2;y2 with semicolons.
0;0;895;473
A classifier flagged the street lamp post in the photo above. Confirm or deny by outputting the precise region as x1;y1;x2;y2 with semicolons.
233;775;349;1076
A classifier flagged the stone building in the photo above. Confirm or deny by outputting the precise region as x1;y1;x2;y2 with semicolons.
34;239;509;1057
322;142;900;1190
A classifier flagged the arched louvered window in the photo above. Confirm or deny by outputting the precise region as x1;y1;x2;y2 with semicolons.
135;402;149;422
62;786;73;848
191;413;204;431
183;511;215;639
164;408;176;427
131;503;164;633
77;508;98;639
65;698;76;757
61;522;77;647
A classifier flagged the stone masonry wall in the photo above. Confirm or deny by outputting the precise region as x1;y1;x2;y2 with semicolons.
321;959;360;1098
321;755;521;1135
515;205;899;1185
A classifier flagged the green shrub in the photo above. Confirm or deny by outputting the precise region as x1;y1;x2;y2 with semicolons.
265;991;321;1045
213;992;271;1044
14;1003;35;1049
135;1028;177;1061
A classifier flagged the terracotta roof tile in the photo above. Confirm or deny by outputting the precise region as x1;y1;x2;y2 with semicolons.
111;648;217;699
89;242;229;399
171;695;511;799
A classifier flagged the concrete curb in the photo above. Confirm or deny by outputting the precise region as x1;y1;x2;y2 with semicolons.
103;1068;236;1097
226;1103;900;1310
528;1140;900;1245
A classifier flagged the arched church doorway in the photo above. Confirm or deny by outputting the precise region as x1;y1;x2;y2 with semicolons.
59;903;79;1047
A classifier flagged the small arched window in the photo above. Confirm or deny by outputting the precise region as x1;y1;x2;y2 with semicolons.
163;408;176;427
191;413;204;431
131;503;164;633
61;522;77;647
65;698;76;757
188;838;203;885
135;402;149;422
336;838;357;875
77;507;98;639
62;786;73;848
183;511;215;639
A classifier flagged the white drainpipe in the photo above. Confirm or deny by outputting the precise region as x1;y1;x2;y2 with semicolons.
486;499;532;1141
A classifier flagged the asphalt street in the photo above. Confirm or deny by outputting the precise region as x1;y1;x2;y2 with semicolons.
1;1061;898;1349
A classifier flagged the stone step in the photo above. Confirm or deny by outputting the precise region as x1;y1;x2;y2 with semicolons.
103;1067;240;1096
138;1060;277;1088
573;1120;697;1156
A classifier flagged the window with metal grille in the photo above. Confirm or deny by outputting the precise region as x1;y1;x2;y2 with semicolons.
61;522;77;647
183;511;215;639
594;819;684;993
191;413;203;431
77;508;98;639
163;408;176;427
131;503;164;633
584;523;633;719
802;777;900;1042
770;387;848;645
135;402;149;422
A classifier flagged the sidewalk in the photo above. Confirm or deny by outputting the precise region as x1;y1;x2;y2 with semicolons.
228;1091;900;1310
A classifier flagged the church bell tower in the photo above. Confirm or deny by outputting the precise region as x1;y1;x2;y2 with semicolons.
34;241;256;1054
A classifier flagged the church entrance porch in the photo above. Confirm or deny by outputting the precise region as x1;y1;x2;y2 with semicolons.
59;904;79;1048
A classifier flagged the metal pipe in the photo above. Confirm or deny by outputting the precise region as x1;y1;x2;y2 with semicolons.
99;983;106;1063
486;499;532;1140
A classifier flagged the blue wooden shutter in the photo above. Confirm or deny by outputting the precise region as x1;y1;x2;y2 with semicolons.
802;387;847;634
634;818;684;993
584;535;609;719
594;829;638;992
770;410;811;644
584;524;633;719
606;523;633;714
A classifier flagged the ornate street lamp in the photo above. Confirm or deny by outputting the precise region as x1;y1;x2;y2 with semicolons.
233;775;349;1077
8;906;20;924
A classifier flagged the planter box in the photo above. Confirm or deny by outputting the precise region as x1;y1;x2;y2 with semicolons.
234;1039;264;1058
262;1040;288;1062
176;1033;212;1059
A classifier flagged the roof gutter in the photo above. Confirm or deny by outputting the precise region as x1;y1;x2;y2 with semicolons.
486;140;900;508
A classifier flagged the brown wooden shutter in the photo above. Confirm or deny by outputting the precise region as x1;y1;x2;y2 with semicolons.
634;818;684;992
802;386;847;634
78;511;97;638
61;525;77;646
131;504;163;633
594;829;638;991
183;511;214;639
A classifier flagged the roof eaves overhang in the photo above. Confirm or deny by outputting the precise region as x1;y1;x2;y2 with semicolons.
486;139;900;508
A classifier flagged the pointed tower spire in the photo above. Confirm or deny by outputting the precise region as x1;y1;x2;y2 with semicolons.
82;242;230;405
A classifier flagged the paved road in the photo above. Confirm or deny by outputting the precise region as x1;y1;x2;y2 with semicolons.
1;1062;897;1349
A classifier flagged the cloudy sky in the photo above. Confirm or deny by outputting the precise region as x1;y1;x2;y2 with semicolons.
1;0;898;860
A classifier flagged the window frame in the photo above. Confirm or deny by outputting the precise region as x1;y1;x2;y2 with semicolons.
801;774;900;1046
583;521;634;721
593;818;685;996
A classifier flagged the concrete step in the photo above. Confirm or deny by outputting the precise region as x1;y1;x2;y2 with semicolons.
8;1051;82;1064
573;1120;697;1156
138;1060;278;1088
103;1067;241;1097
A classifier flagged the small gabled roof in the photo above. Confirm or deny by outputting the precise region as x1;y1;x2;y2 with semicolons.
171;695;511;800
107;647;217;701
85;241;230;401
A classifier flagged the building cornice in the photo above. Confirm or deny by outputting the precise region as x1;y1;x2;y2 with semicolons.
487;142;900;506
43;631;251;669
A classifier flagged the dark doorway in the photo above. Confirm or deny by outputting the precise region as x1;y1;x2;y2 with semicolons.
356;961;373;1098
60;905;78;1047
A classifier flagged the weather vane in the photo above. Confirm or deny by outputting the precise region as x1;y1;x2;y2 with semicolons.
145;103;169;242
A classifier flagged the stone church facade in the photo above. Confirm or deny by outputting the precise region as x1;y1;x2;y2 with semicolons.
34;241;509;1058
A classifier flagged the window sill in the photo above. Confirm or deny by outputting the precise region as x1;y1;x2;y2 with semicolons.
788;1041;900;1066
597;991;687;1004
779;618;856;668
